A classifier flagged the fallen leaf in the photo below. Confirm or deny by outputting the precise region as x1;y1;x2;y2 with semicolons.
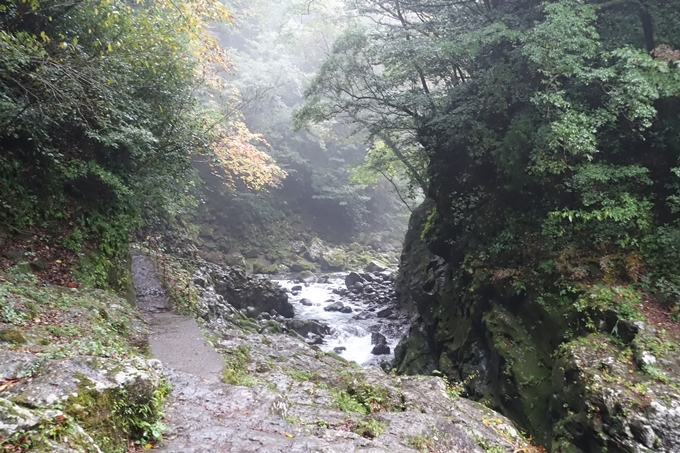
285;433;293;438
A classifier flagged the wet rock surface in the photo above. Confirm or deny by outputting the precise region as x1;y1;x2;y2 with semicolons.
156;327;532;453
0;274;164;453
132;251;535;453
550;332;680;452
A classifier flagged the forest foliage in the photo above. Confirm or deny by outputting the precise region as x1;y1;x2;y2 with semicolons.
191;0;413;244
0;0;284;283
299;0;680;310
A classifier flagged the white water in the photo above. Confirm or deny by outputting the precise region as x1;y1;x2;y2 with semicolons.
275;276;406;367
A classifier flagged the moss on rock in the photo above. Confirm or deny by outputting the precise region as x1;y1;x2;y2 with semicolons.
290;260;314;272
320;249;347;271
65;374;166;453
0;328;27;345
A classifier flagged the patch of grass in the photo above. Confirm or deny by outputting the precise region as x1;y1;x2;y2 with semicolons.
352;417;386;439
350;382;393;413
407;435;438;452
316;419;329;428
284;415;299;426
285;369;312;382
332;389;368;414
221;344;258;387
643;364;671;384
45;325;79;338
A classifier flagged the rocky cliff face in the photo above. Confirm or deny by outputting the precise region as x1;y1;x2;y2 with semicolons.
392;200;680;452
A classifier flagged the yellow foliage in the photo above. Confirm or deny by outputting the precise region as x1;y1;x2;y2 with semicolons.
210;122;286;191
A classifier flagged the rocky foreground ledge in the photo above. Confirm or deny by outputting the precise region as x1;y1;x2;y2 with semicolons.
0;254;540;452
146;253;540;452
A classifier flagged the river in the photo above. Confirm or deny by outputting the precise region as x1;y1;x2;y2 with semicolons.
275;274;408;367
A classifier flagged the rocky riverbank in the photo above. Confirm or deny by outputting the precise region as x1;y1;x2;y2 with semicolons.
276;270;408;366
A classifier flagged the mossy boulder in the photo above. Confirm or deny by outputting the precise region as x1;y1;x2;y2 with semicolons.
365;260;388;273
290;260;314;273
392;320;437;375
64;366;166;452
225;253;246;267
303;238;327;262
320;249;347;271
0;355;164;452
296;270;316;282
252;262;280;274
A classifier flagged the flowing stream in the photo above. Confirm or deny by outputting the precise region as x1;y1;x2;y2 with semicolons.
275;274;408;367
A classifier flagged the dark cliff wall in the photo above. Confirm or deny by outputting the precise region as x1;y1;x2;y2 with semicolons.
392;199;680;452
393;199;561;445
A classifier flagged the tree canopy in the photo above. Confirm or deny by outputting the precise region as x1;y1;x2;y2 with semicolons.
300;0;680;298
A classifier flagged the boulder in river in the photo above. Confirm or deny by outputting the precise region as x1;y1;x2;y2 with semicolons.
283;319;331;337
344;271;365;289
371;332;390;355
377;307;393;318
295;271;316;284
208;263;295;318
305;333;324;345
365;260;388;273
300;298;313;306
324;301;345;312
371;344;390;355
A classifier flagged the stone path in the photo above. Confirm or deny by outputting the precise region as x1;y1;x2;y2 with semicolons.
132;253;224;382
